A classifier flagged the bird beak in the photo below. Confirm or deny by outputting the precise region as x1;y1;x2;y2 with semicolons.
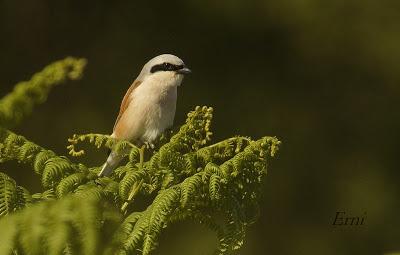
177;67;191;75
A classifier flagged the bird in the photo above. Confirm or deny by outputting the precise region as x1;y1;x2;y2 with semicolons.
98;54;191;177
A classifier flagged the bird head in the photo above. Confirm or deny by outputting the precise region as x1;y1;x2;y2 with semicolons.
138;54;191;86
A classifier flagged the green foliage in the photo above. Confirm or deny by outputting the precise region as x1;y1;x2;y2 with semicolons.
0;172;31;216
0;194;122;255
0;58;281;255
67;133;138;157
0;57;87;128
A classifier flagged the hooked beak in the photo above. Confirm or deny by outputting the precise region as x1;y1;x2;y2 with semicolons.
176;66;192;75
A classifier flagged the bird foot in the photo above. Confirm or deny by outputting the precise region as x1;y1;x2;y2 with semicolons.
144;141;155;149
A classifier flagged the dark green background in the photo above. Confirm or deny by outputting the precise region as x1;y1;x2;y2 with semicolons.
1;1;399;254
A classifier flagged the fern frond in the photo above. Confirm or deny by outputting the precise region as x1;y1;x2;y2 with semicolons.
33;150;57;175
193;136;251;167
41;157;76;189
168;208;222;234
0;130;26;163
112;165;133;181
214;197;247;254
17;141;42;162
0;129;82;187
0;172;18;217
142;106;215;191
67;133;139;158
0;172;31;217
32;189;57;202
0;57;87;128
56;172;89;197
74;183;106;201
119;169;146;201
180;173;203;207
118;187;182;254
15;186;32;210
202;162;222;182
129;146;140;164
209;174;222;202
121;213;149;254
0;195;121;255
163;106;213;154
0;98;281;254
144;187;181;254
120;211;145;236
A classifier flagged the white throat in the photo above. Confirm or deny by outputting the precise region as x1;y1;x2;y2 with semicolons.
148;72;184;89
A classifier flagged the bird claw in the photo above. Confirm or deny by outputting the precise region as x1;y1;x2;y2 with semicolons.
144;142;155;149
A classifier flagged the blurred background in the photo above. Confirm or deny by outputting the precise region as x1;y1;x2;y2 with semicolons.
1;0;399;254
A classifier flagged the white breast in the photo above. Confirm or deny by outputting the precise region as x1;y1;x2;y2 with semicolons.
119;72;181;144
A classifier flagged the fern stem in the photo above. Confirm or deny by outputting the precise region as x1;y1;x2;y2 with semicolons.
139;145;145;169
121;179;144;213
121;145;145;213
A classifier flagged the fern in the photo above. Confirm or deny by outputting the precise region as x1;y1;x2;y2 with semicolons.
56;172;89;197
0;194;121;255
0;172;31;217
0;57;86;128
67;133;139;158
0;58;281;255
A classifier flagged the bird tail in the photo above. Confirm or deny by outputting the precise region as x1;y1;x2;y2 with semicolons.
98;151;123;177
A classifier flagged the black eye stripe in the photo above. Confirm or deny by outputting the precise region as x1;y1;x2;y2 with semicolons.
150;63;184;73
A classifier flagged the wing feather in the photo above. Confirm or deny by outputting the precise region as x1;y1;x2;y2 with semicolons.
113;80;142;132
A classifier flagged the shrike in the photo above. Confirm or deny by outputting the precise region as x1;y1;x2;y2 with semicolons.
98;54;191;177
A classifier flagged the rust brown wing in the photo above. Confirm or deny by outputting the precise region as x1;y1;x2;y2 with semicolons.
113;80;142;132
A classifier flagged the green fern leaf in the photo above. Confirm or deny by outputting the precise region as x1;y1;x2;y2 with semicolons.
41;157;75;189
119;169;146;201
56;172;88;197
0;57;87;128
33;150;56;175
180;173;203;207
0;172;18;217
32;189;57;202
209;174;221;202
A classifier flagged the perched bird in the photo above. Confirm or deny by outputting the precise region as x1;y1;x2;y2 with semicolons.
98;54;191;177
